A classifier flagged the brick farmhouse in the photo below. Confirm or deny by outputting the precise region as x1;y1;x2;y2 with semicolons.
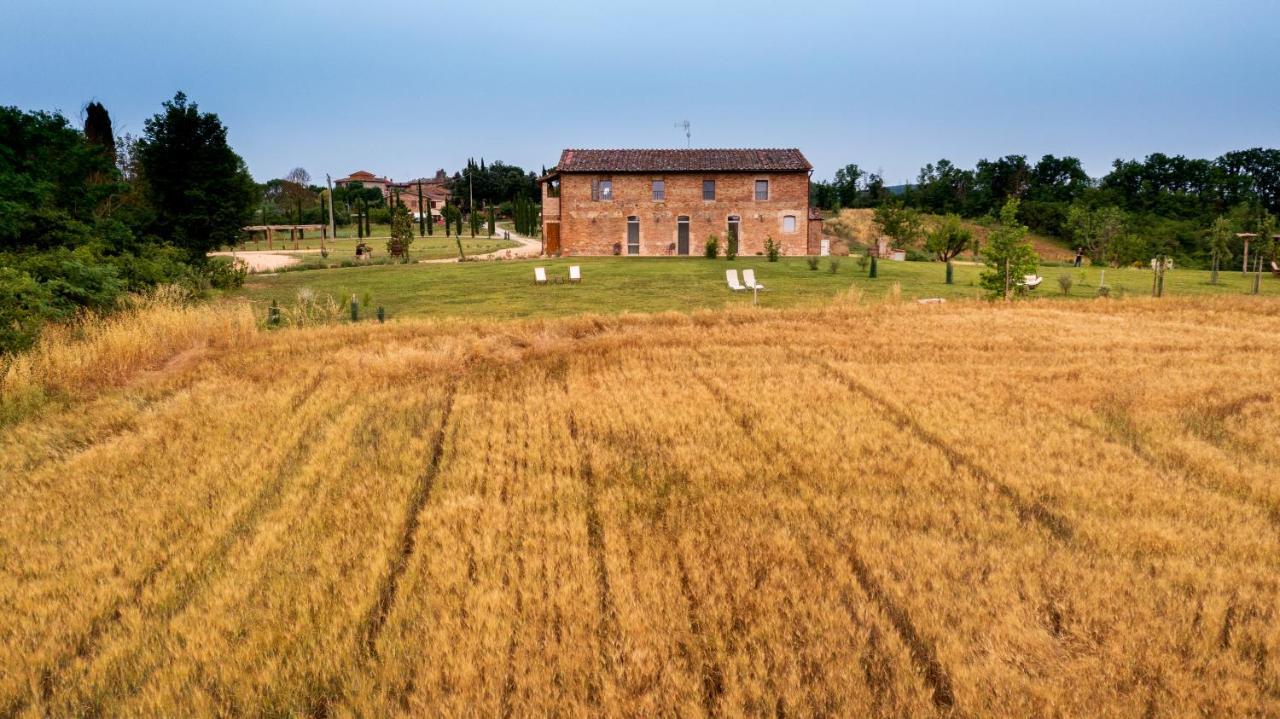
335;169;452;222
539;149;822;256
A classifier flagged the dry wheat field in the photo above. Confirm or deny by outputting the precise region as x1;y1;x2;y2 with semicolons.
2;295;1280;717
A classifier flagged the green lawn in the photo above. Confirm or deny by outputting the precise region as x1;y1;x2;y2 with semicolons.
231;256;1280;321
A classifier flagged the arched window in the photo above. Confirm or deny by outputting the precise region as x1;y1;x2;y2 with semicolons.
627;216;640;255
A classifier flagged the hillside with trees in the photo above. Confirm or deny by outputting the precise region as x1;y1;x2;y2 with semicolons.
811;150;1280;267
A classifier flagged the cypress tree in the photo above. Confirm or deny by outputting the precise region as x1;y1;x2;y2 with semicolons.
83;101;116;160
417;183;426;237
487;206;495;237
426;199;433;235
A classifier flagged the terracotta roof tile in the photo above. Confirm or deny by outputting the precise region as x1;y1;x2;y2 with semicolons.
555;148;811;173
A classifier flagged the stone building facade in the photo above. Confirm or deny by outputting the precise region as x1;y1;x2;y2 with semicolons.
539;149;819;257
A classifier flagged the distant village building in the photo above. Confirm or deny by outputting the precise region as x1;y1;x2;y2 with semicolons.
538;149;821;256
334;169;452;221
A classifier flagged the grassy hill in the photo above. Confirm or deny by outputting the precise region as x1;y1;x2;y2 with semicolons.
3;295;1279;715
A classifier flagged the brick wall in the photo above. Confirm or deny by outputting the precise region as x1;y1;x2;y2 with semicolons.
549;172;811;257
808;217;824;254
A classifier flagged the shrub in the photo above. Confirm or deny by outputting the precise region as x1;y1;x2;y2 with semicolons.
828;258;842;274
725;234;738;261
856;253;869;270
202;257;247;289
1097;285;1110;298
806;256;820;271
764;236;781;262
705;235;719;259
1057;274;1073;295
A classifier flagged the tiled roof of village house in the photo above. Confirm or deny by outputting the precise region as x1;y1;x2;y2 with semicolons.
555;149;811;173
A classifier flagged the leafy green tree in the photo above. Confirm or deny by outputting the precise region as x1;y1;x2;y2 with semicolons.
980;199;1038;300
386;203;414;260
1208;216;1234;284
1066;204;1127;265
923;214;972;262
833;164;864;208
1253;212;1276;293
873;202;923;249
134;92;256;261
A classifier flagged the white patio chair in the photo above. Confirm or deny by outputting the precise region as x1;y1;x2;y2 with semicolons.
726;269;746;292
534;267;548;285
569;265;581;283
1023;274;1044;290
742;268;765;291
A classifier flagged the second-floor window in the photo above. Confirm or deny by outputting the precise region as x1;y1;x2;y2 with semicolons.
755;179;769;201
592;178;613;201
652;180;665;201
703;179;716;200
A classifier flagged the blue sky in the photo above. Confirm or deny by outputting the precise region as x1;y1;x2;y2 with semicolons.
2;0;1275;184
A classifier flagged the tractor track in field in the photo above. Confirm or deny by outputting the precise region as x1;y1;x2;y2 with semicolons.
1069;406;1280;529
359;380;459;660
675;553;726;718
799;351;1075;543
498;394;531;719
566;410;623;708
689;363;961;716
5;373;328;718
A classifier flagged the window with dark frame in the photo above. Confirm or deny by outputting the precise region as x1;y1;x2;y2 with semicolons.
702;179;716;200
755;179;769;201
652;179;665;201
592;178;613;201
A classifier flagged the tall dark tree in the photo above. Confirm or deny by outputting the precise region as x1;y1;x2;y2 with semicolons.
82;101;116;160
135;92;256;260
417;183;426;237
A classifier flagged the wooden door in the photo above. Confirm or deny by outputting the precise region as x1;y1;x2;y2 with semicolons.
546;223;560;255
677;216;690;255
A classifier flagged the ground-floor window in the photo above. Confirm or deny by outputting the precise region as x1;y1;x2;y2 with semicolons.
677;216;690;255
627;216;640;255
783;215;797;233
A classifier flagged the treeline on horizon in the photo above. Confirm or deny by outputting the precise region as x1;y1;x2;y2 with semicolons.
811;150;1280;266
256;157;541;229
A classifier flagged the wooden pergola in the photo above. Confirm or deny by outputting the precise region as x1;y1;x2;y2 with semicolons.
242;224;329;250
1236;232;1280;273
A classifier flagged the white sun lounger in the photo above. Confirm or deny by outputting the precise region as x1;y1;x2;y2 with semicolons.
569;265;581;283
534;267;548;284
726;269;746;292
742;268;765;291
1023;275;1044;290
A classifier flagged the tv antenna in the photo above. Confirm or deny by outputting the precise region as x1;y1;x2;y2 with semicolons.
674;120;691;147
